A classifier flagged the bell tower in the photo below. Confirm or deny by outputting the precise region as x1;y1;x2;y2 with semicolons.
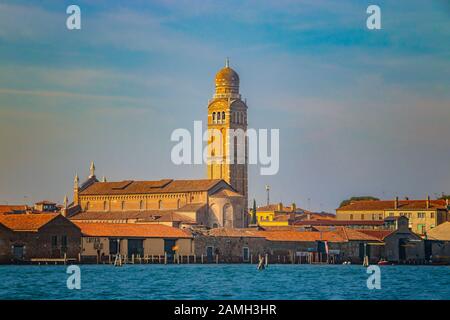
207;59;248;208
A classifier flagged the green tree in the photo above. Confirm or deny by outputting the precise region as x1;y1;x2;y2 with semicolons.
438;193;450;200
339;196;379;208
251;199;257;225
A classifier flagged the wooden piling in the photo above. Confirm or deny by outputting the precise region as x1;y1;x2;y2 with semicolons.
216;254;219;264
201;254;204;264
164;252;167;264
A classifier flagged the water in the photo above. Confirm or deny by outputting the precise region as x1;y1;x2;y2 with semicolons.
0;264;449;300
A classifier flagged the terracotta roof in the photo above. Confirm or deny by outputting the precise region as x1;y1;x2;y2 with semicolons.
0;213;60;231
294;219;384;226
207;228;265;238
0;205;28;214
257;204;307;213
35;200;56;205
254;230;346;243
74;222;192;238
144;212;195;223
356;229;394;241
337;227;381;241
79;179;225;195
70;210;166;221
211;189;243;197
70;210;195;224
337;199;447;211
427;222;450;241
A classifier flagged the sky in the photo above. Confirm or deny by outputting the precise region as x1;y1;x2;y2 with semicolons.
0;0;449;212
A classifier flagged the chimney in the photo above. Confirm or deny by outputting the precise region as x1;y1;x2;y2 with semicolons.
394;196;399;210
277;202;283;212
426;195;430;209
291;203;296;212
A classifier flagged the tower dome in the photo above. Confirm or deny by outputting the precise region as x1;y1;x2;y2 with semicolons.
214;58;240;97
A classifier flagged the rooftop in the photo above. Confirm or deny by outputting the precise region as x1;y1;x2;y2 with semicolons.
79;179;226;196
74;222;192;238
337;199;447;211
0;213;61;232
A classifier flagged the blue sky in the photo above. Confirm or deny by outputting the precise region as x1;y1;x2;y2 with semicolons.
0;0;449;212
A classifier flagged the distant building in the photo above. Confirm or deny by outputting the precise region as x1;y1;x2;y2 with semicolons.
255;202;335;227
0;213;81;263
336;197;449;235
425;222;450;264
34;200;59;213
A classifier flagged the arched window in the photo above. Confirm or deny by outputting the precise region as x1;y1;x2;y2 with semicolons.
121;201;125;211
222;111;225;123
177;199;181;209
231;112;234;123
139;200;144;210
212;112;216;124
217;112;221;123
158;200;162;209
85;202;90;211
238;112;242;124
103;201;107;211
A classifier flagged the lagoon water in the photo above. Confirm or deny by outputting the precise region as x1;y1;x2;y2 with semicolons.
0;264;449;300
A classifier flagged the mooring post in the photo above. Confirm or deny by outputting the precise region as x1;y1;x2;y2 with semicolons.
164;252;167;264
216;254;219;264
201;254;204;264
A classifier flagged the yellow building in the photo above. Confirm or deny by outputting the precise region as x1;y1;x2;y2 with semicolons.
336;197;449;235
254;202;335;227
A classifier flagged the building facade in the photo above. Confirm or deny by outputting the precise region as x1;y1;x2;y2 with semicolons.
0;214;81;263
336;197;449;235
71;165;247;228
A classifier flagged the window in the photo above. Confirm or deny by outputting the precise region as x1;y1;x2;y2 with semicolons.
212;112;216;123
389;212;394;217
158;200;162;209
418;212;425;219
61;235;68;253
51;236;58;248
243;247;250;262
350;214;353;220
103;201;108;211
85;202;90;211
222;111;225;123
217;112;221;122
121;201;125;211
177;199;181;209
361;214;365;220
430;212;435;219
139;200;144;210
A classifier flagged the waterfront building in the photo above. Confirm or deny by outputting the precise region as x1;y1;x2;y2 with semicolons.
0;213;81;263
425;222;450;264
336;197;449;235
357;216;425;263
194;226;382;264
75;222;193;263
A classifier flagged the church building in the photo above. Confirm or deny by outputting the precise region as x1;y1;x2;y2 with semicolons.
69;61;249;229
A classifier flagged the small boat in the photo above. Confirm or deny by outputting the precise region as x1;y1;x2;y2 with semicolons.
377;260;390;265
